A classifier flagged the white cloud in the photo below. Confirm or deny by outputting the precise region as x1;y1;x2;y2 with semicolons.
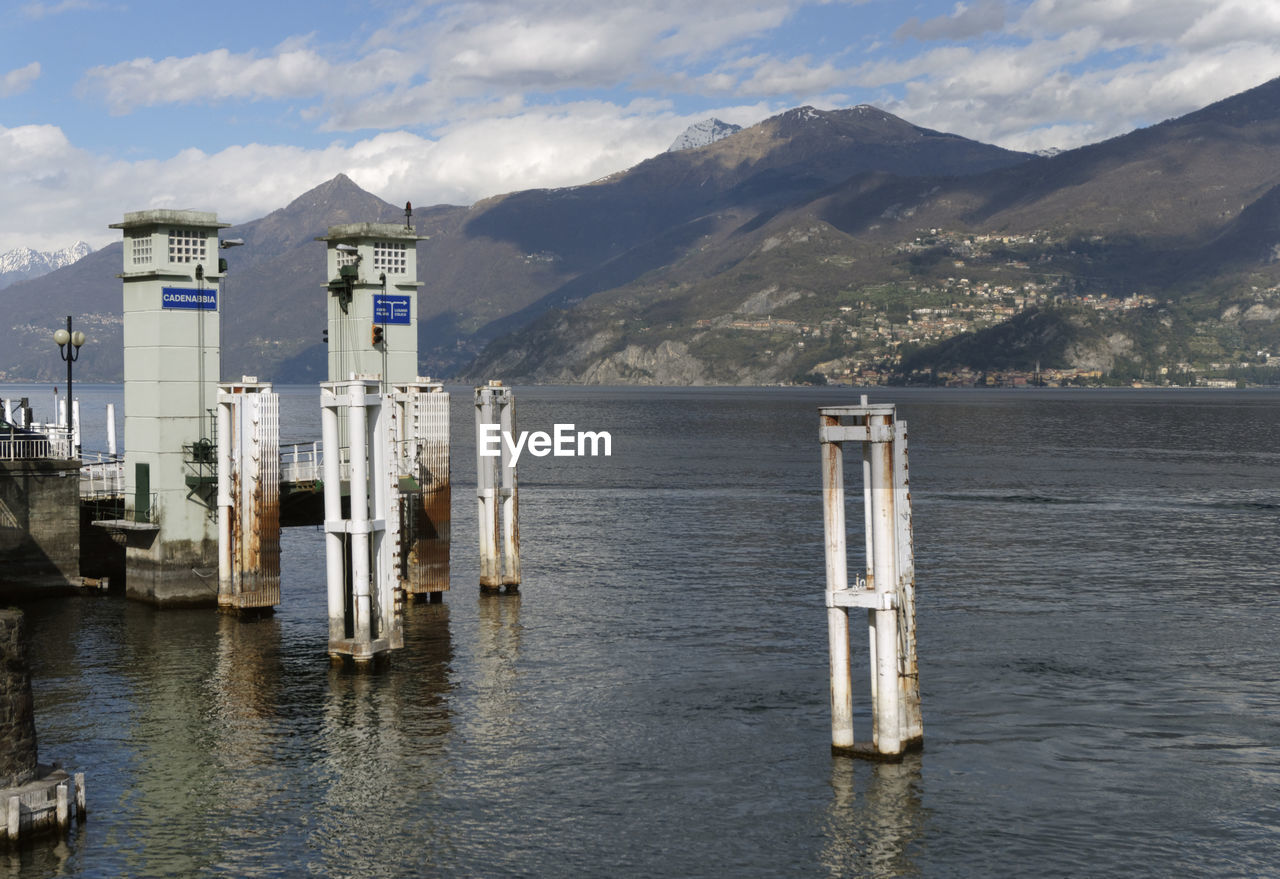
81;47;348;114
734;56;847;96
20;0;104;19
851;0;1280;152
0;101;773;251
1179;0;1280;48
896;1;1007;42
1018;0;1210;43
883;41;1280;151
76;0;801;128
1;62;41;97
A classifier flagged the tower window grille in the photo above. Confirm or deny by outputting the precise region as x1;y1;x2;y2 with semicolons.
168;228;207;264
373;241;407;274
130;234;152;266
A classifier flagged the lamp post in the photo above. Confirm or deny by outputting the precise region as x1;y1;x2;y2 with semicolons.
53;315;85;454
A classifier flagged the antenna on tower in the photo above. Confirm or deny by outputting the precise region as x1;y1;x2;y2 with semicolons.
404;201;413;230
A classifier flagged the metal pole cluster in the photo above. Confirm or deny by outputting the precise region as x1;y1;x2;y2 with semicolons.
820;397;923;759
321;378;404;661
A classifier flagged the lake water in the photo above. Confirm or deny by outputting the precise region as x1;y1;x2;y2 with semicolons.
3;385;1278;877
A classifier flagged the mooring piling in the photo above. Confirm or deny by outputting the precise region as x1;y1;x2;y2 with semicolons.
820;396;922;759
216;378;281;612
391;380;451;601
474;381;520;593
321;377;404;661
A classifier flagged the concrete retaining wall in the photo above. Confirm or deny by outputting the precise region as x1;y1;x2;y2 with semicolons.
0;460;80;595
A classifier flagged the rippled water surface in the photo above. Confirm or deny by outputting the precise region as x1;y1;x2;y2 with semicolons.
4;385;1279;877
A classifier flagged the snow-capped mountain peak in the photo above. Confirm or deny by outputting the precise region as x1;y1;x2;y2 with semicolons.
0;241;93;290
667;118;743;152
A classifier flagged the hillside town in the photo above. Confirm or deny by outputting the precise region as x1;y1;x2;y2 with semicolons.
690;226;1280;387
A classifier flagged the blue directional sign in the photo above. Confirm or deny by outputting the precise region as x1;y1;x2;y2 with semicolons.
161;287;217;310
373;294;411;325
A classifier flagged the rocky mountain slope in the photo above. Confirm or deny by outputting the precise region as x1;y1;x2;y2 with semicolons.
467;78;1280;384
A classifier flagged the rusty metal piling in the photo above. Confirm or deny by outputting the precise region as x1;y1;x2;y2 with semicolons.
820;396;922;759
475;381;520;593
216;378;281;612
391;379;451;601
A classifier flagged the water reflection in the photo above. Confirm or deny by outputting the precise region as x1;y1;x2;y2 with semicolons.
822;755;925;878
308;601;455;877
0;839;71;879
205;613;287;877
116;603;225;877
473;593;523;741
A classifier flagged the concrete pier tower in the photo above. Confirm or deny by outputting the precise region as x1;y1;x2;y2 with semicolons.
109;209;229;605
318;222;424;387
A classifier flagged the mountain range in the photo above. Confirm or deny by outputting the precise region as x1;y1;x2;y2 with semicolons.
4;77;1280;385
0;242;92;290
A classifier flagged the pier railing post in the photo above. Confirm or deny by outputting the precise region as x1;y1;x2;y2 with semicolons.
819;398;922;759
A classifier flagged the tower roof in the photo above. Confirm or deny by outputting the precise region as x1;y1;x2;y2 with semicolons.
109;209;229;230
316;222;425;242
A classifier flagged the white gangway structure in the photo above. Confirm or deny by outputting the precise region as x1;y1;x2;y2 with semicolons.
820;397;923;759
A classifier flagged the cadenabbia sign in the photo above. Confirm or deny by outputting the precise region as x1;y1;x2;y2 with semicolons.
161;287;218;310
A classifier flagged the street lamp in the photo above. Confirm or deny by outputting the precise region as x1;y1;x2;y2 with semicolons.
53;315;86;454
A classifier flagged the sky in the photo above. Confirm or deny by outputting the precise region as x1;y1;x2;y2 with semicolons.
3;0;1280;252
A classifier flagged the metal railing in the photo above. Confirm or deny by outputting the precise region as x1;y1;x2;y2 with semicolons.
125;492;159;525
80;452;125;498
0;425;75;461
281;441;327;484
280;438;427;485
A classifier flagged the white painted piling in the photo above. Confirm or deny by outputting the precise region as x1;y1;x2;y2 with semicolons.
820;400;923;760
475;387;499;589
106;403;117;457
321;394;345;645
349;381;373;644
55;783;68;831
821;412;855;752
498;390;521;588
474;382;520;592
321;378;403;661
368;386;400;647
216;397;233;600
6;795;17;843
74;772;85;819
